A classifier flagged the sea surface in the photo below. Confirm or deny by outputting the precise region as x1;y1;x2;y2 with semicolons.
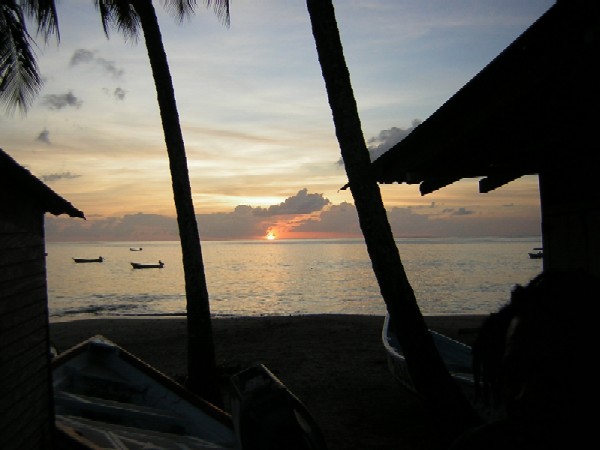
47;238;543;321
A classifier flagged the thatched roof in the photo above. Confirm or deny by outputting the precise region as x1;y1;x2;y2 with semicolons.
0;148;85;219
370;0;599;195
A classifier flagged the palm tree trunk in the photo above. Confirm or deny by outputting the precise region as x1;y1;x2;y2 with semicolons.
134;0;219;404
306;0;480;440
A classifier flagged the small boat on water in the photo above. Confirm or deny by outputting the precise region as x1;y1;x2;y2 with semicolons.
52;335;239;449
131;260;164;269
129;247;143;251
528;247;543;259
72;256;104;263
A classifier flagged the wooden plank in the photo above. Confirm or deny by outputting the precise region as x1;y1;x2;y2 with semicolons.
0;209;43;235
0;365;50;418
0;312;48;350
0;355;50;422
0;273;46;304
1;426;45;450
0;259;46;284
0;319;48;363
0;365;50;433
0;380;52;449
0;245;45;266
0;323;47;365
0;232;45;250
0;337;48;385
0;287;47;323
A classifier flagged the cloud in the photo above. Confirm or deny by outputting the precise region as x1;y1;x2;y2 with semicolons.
367;119;422;161
102;87;127;100
45;213;179;241
36;128;51;144
42;91;83;110
45;190;333;241
252;189;331;217
295;202;361;236
41;172;81;182
336;120;422;166
44;191;541;242
114;87;126;100
70;49;95;65
70;49;124;78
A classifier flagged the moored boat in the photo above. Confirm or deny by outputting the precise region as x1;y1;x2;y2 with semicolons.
129;247;143;251
131;260;164;269
52;335;239;449
72;256;103;263
528;247;543;259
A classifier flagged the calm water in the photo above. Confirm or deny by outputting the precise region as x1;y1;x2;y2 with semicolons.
46;238;543;320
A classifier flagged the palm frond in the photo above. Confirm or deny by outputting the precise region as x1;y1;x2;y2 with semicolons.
162;0;229;26
204;0;230;27
95;1;140;41
20;0;60;42
0;1;43;114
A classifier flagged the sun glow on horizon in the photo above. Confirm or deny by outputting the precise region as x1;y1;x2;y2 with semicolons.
266;231;276;240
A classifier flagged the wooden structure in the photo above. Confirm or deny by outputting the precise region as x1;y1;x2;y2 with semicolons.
0;148;84;449
369;0;600;277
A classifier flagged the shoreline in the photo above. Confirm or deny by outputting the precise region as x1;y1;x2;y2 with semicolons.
50;314;486;450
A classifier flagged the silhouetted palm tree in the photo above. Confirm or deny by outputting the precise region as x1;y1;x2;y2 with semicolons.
94;0;229;403
306;0;480;443
0;0;59;113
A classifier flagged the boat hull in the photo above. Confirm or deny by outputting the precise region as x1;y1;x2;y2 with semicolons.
52;336;238;449
73;257;103;263
382;315;474;392
131;261;164;269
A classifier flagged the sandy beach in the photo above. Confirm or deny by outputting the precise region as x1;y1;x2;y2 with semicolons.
50;314;486;450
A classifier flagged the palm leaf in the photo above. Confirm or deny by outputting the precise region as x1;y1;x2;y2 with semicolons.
21;0;61;41
0;2;43;114
162;1;230;26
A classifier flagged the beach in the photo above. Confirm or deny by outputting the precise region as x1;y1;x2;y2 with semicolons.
49;314;486;450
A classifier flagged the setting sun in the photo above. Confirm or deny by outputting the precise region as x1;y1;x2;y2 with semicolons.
266;232;276;240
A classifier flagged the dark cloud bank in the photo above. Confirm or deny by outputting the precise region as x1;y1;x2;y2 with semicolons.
45;189;540;242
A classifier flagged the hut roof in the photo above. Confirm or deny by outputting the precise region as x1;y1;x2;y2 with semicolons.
369;0;599;195
0;148;85;219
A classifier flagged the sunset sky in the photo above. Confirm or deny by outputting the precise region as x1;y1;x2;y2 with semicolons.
1;0;553;241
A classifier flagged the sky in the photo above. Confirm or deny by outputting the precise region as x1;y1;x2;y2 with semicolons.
1;0;554;241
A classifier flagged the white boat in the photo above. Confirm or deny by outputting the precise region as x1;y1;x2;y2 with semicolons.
131;260;164;269
129;247;143;251
382;315;477;401
383;316;505;422
73;256;104;263
52;335;239;449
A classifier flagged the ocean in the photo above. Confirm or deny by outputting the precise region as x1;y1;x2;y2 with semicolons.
47;238;543;321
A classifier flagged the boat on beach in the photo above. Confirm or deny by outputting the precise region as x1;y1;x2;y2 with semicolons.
131;260;164;269
382;314;477;402
72;256;104;263
129;247;143;251
52;335;239;449
52;336;326;450
528;247;543;259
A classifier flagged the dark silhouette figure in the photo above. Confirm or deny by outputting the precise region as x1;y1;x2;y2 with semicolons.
449;270;596;449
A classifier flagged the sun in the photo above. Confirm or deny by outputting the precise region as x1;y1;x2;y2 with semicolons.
266;231;276;240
